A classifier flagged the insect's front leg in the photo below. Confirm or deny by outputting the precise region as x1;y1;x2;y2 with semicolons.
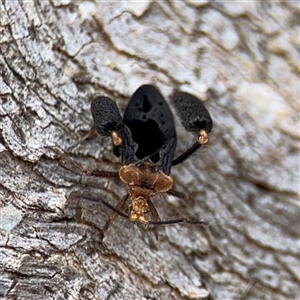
172;91;213;165
101;194;130;233
68;191;129;241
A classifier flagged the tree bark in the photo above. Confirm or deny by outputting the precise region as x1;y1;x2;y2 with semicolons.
0;1;299;299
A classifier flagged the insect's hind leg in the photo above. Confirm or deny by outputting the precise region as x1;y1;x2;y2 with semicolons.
171;91;213;166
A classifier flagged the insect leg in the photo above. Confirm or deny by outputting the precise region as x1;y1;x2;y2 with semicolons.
167;189;190;201
146;199;162;239
102;194;130;233
147;199;161;222
91;96;125;158
172;91;213;165
44;147;119;179
149;218;209;226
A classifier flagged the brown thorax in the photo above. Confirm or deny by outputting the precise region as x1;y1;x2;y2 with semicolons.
119;161;173;223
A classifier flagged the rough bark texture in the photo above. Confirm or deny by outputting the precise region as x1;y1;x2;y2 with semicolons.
0;1;299;300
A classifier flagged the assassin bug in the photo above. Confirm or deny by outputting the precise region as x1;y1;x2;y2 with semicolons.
82;84;212;231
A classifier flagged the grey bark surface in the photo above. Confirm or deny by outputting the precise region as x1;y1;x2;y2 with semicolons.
0;1;299;300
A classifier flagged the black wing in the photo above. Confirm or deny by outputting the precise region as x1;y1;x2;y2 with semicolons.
123;85;177;175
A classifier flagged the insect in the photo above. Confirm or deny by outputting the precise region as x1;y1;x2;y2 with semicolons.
81;84;212;232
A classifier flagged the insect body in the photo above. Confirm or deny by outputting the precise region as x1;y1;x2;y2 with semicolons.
90;85;212;228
